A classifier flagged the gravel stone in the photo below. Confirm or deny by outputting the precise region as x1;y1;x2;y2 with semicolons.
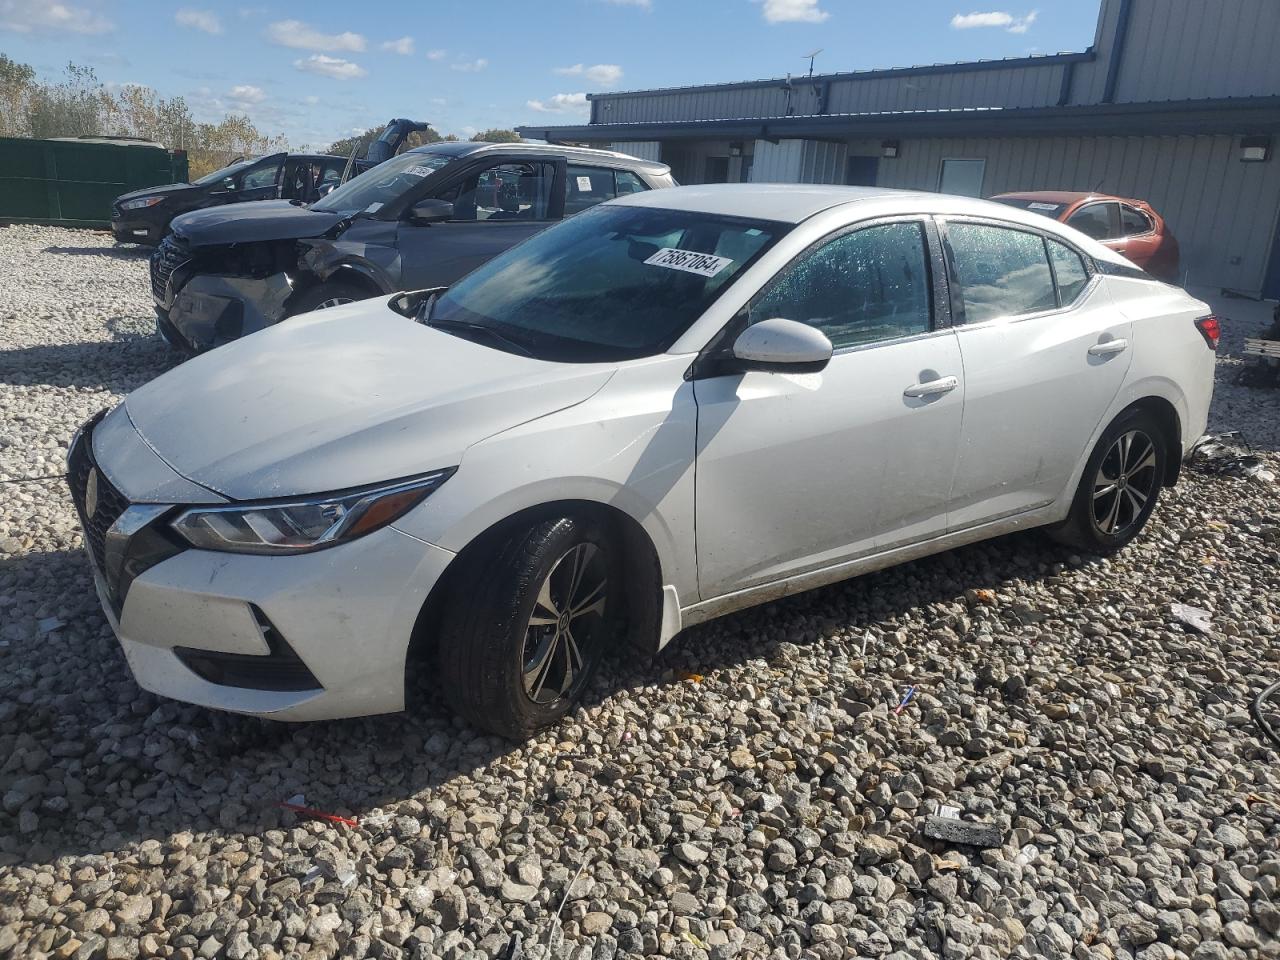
0;227;1277;960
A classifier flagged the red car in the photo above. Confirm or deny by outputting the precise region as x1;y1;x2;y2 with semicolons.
991;191;1181;283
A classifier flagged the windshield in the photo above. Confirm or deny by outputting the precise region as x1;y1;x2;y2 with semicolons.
192;156;259;186
312;151;453;213
428;204;787;362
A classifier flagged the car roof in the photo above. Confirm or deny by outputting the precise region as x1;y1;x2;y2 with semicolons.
993;190;1143;207
609;183;966;224
406;140;671;174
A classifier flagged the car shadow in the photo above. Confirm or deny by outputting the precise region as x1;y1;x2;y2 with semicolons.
3;525;1082;866
0;328;179;390
42;245;152;260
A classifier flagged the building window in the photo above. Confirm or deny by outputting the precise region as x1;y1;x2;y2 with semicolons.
939;159;986;198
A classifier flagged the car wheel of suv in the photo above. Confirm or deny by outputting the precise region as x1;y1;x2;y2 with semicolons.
1048;407;1168;554
438;516;619;738
288;280;368;316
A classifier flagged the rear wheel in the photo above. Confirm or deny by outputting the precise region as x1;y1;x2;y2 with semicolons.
1048;407;1168;553
288;280;369;317
438;516;619;738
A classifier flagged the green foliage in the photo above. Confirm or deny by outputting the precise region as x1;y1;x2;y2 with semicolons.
0;55;289;180
471;128;522;143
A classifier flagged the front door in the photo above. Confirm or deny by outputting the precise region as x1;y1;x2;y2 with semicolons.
693;219;964;599
397;158;561;288
942;219;1132;529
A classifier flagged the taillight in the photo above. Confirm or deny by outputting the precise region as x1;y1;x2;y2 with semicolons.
1194;315;1221;350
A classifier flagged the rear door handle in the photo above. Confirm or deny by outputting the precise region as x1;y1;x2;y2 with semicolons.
1088;338;1129;358
903;375;959;399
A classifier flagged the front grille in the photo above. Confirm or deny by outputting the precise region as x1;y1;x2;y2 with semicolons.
150;236;190;303
67;415;130;582
66;414;184;617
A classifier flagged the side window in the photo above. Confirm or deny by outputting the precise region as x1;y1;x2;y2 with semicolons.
566;165;617;216
1067;202;1117;241
749;221;932;349
1121;205;1153;236
947;222;1057;323
319;159;345;192
450;161;555;222
615;171;648;196
241;161;282;190
1047;239;1090;305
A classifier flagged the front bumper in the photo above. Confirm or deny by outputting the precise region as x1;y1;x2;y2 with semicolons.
161;273;294;353
69;414;456;721
105;527;454;720
112;216;164;245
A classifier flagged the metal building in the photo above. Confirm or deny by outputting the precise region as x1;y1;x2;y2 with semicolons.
518;0;1280;297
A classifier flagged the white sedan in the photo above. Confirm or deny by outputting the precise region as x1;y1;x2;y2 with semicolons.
68;185;1218;737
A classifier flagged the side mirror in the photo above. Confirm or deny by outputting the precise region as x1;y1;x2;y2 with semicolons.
408;199;453;224
731;318;833;373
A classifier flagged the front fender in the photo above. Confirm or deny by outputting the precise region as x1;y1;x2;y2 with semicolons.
296;239;398;294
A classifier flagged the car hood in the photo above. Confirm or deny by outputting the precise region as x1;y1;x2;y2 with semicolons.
116;183;196;203
171;200;348;247
121;301;615;500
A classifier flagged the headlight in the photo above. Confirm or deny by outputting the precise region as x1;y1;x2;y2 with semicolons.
121;196;164;210
170;470;454;555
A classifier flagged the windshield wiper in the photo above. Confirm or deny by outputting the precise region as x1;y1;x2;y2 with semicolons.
427;316;533;357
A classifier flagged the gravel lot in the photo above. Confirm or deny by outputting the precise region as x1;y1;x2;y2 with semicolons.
2;222;1280;960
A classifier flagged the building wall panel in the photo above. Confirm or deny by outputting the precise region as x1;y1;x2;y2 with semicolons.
877;134;1280;295
609;141;661;162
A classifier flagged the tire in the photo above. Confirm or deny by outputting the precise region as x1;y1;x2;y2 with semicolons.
438;516;620;738
287;280;369;317
1047;407;1168;554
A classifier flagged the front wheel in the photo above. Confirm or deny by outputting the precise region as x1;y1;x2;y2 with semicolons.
1048;407;1168;553
438;516;619;738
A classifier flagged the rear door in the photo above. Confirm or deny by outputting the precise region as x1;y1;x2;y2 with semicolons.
943;219;1131;530
397;156;565;289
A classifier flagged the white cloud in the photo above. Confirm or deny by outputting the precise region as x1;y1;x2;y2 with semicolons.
526;92;590;114
267;19;366;52
762;0;829;23
554;63;623;86
426;49;447;61
229;84;266;104
0;0;113;34
303;95;320;105
951;10;1038;33
381;35;413;55
451;58;488;73
599;0;651;8
175;8;220;34
293;54;367;80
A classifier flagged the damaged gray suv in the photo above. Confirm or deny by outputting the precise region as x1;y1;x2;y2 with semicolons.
151;142;675;352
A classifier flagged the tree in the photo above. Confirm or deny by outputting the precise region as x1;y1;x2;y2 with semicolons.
0;56;292;181
471;128;522;143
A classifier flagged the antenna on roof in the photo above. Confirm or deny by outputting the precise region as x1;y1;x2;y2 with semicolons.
803;48;823;77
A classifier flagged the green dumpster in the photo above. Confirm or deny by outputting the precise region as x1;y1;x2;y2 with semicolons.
0;135;188;228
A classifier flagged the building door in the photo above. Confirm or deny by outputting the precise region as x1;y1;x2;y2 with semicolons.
705;157;730;183
846;156;879;186
1262;213;1280;301
939;158;986;197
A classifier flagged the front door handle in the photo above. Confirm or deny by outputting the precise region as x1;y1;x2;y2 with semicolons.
1088;338;1129;358
903;375;959;399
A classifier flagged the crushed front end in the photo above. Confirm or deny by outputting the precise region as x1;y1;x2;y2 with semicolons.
151;235;296;352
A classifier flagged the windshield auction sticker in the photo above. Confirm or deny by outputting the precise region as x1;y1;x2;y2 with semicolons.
644;247;733;278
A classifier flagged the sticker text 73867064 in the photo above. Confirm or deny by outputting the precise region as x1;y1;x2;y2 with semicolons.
643;247;734;278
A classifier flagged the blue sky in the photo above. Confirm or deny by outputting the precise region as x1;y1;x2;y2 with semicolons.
1;0;1101;149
